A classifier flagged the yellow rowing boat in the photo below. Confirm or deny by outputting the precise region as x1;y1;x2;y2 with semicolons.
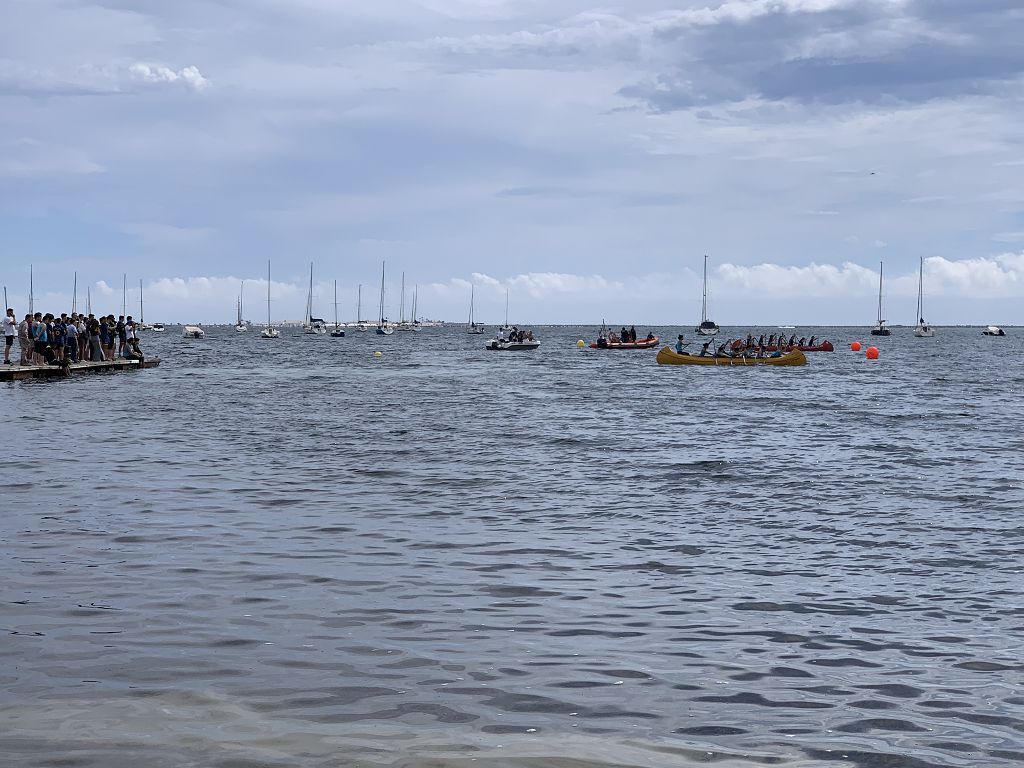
656;347;807;366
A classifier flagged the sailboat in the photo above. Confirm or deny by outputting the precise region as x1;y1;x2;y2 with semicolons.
410;285;421;331
331;280;346;337
235;281;247;332
376;261;394;335
499;288;511;334
351;284;369;331
137;279;155;330
467;285;484;333
870;261;891;336
397;272;415;331
695;254;719;336
913;257;934;337
260;260;279;339
303;263;327;334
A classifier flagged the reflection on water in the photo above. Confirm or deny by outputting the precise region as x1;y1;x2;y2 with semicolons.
2;326;1023;767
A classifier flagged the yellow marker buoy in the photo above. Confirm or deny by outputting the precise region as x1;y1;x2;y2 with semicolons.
374;351;382;358
576;339;585;348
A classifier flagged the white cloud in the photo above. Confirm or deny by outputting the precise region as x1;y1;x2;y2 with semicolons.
128;63;210;91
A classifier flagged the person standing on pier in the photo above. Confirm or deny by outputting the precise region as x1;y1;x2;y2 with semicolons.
3;308;15;365
18;313;32;365
116;316;127;357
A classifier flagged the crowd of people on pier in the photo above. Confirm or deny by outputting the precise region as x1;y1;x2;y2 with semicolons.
3;308;146;368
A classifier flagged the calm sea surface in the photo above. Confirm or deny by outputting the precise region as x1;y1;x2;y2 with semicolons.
2;325;1023;768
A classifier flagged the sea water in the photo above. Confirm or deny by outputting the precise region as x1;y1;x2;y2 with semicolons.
2;326;1023;767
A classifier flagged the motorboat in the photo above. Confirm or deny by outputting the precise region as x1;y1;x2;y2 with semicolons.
149;323;165;332
487;337;540;351
590;337;659;350
182;325;205;339
657;346;806;366
487;327;539;351
983;325;1006;336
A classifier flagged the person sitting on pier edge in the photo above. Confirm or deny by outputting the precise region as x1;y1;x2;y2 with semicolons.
124;336;145;363
675;334;687;354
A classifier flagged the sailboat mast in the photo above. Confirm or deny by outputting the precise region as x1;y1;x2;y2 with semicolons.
412;285;418;323
469;285;475;325
307;262;314;325
399;272;405;323
86;286;91;315
379;261;386;324
139;279;144;322
72;272;77;314
877;261;884;325
357;284;362;323
266;260;272;327
504;289;509;327
122;273;126;317
29;264;33;315
701;254;708;323
334;279;339;328
917;257;924;323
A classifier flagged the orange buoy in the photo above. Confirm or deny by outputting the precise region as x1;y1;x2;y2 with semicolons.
866;346;879;360
850;341;862;351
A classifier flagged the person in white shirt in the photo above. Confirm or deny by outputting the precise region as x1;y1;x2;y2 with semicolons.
3;308;15;364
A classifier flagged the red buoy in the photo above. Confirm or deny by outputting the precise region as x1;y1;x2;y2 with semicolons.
866;346;879;360
851;341;862;351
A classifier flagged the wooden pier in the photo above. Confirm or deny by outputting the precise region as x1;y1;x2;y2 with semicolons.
0;358;161;382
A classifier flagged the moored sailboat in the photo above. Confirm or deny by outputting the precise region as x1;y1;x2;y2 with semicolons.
913;257;934;337
467;284;484;334
376;262;394;335
695;254;719;336
303;263;327;334
331;280;346;337
260;259;279;339
235;281;247;332
871;261;891;336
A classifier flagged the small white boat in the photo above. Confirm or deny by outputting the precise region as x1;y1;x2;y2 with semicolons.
487;329;540;351
182;324;205;339
487;338;540;351
983;325;1006;336
149;323;165;332
913;257;935;337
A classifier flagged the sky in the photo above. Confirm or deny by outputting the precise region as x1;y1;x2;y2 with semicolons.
1;0;1023;325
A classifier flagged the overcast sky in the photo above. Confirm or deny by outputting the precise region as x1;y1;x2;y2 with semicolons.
2;0;1023;324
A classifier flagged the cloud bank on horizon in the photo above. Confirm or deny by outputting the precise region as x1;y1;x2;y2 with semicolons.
2;0;1023;323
